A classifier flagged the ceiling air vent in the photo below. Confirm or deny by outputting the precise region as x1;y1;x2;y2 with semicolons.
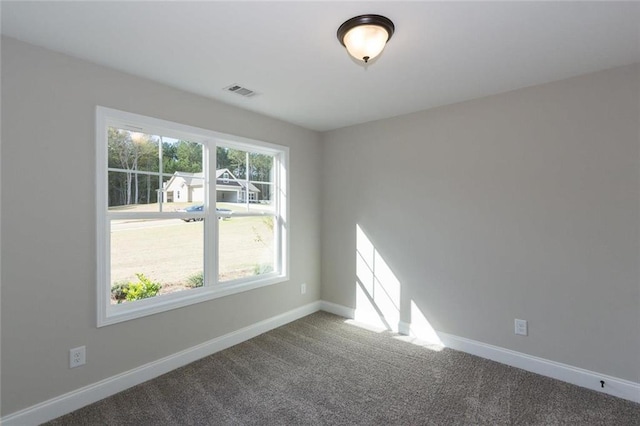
224;84;257;98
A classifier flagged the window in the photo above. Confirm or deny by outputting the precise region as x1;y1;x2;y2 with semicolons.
96;107;289;326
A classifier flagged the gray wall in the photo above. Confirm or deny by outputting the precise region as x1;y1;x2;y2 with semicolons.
2;35;639;416
0;37;322;415
321;64;640;382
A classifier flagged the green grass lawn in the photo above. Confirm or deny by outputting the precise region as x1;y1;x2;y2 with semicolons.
110;210;274;303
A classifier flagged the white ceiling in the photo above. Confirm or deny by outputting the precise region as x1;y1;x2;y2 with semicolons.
2;1;639;131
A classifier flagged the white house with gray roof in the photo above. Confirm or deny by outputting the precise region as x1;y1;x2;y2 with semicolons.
162;169;260;203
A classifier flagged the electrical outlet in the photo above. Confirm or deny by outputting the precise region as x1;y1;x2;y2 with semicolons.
301;283;307;294
70;346;86;368
514;319;528;336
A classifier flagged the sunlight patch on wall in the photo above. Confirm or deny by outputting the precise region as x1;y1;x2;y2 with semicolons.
355;224;400;332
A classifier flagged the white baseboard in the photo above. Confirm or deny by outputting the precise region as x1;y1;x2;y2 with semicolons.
436;330;640;404
1;301;322;426
402;309;638;404
398;320;411;336
319;300;355;318
334;306;639;403
4;299;637;425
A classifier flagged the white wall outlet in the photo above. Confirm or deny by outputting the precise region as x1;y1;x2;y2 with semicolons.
515;319;528;336
301;283;307;294
70;346;86;368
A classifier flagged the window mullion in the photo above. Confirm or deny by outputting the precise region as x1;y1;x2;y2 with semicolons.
206;141;218;287
245;151;250;211
159;136;164;212
275;154;282;274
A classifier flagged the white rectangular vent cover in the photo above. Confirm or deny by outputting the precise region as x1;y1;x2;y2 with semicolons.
224;84;257;98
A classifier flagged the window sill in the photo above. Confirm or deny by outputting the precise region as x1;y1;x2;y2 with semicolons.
98;273;288;327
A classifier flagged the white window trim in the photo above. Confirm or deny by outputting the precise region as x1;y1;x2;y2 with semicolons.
96;106;289;327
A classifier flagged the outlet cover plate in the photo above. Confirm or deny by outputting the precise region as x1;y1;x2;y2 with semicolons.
70;346;86;368
515;319;528;336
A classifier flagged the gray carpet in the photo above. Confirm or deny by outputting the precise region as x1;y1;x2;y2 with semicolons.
47;312;640;425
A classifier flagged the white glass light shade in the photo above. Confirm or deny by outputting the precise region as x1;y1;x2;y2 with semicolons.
343;24;390;63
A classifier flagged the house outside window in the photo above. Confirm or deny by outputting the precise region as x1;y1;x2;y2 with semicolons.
96;106;289;326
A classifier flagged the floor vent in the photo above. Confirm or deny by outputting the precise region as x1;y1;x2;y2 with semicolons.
224;84;257;98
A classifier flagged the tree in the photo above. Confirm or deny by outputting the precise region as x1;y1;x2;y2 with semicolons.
216;147;229;170
175;141;203;173
108;131;277;207
108;128;137;206
163;141;202;174
226;148;247;179
137;136;159;204
249;153;272;182
108;128;159;206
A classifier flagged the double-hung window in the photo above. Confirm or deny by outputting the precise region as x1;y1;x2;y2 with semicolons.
96;107;288;326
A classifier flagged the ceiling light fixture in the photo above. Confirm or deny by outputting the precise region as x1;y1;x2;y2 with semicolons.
337;14;395;64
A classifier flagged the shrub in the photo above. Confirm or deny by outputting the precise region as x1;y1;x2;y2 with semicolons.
253;264;273;275
110;273;162;303
111;281;129;303
125;273;162;301
187;271;204;288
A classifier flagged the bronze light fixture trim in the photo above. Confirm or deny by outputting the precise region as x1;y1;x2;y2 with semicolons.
337;14;395;63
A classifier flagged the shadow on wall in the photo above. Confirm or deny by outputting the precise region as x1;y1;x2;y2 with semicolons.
352;224;443;351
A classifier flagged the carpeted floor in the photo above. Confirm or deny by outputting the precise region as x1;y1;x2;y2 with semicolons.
47;312;640;425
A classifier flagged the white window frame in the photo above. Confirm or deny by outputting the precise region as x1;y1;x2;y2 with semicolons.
96;106;289;327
